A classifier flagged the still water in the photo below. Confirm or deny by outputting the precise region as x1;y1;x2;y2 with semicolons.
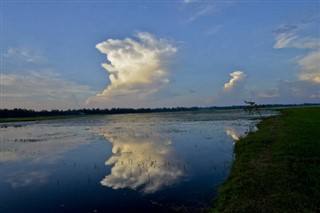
0;110;273;212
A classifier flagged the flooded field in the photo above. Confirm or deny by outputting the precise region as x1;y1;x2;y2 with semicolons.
0;109;275;212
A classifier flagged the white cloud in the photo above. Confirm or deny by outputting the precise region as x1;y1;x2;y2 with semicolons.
182;0;198;3
273;24;320;49
274;33;320;49
214;71;248;105
298;51;320;84
4;47;47;63
274;33;298;49
187;4;216;22
259;90;279;98
1;71;96;109
273;24;320;86
205;25;223;36
223;71;246;91
183;1;233;23
87;32;177;106
273;25;320;49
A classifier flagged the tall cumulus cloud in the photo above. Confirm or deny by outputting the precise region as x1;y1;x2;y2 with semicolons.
223;71;246;91
89;32;177;105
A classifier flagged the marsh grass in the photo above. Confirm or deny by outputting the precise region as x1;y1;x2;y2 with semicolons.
212;107;320;212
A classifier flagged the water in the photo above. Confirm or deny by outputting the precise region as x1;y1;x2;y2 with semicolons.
0;109;275;212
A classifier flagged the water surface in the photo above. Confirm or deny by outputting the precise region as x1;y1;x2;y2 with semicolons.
0;110;274;212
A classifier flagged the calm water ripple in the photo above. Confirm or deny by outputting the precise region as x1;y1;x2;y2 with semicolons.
0;109;276;212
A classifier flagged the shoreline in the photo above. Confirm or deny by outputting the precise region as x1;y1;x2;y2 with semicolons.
211;107;320;212
0;115;83;123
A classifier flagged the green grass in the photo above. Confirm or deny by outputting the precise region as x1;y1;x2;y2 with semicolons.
212;107;320;213
0;115;82;123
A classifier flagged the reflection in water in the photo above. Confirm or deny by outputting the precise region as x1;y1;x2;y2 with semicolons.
6;171;49;188
0;110;276;213
225;128;240;141
224;122;258;143
1;124;100;190
0;125;94;163
1;151;19;162
99;129;184;194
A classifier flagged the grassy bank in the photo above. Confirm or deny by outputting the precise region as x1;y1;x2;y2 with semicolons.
212;107;320;212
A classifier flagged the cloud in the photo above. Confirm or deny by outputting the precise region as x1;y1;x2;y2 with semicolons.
205;25;223;36
274;34;320;49
273;24;320;49
187;4;216;22
298;51;320;84
4;47;47;63
98;125;184;194
273;23;320;85
1;71;96;109
213;71;247;106
87;32;177;106
183;1;233;23
273;25;298;35
223;71;246;91
259;90;279;98
182;0;198;3
258;79;320;103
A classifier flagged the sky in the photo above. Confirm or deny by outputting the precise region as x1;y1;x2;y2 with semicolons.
1;0;319;110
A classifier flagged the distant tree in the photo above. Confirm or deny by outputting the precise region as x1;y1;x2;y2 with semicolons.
244;100;263;119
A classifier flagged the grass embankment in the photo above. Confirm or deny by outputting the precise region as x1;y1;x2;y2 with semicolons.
212;107;320;212
0;115;82;123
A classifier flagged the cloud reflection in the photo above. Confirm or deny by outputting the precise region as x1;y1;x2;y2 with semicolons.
99;129;184;194
6;171;49;188
224;123;257;144
0;125;93;163
225;129;240;141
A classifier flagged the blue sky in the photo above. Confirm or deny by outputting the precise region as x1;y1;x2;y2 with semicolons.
1;0;319;110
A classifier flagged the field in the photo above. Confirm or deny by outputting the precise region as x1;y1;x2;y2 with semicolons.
212;107;320;212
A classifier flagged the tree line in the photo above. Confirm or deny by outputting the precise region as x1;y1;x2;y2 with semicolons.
0;103;318;118
0;107;199;118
